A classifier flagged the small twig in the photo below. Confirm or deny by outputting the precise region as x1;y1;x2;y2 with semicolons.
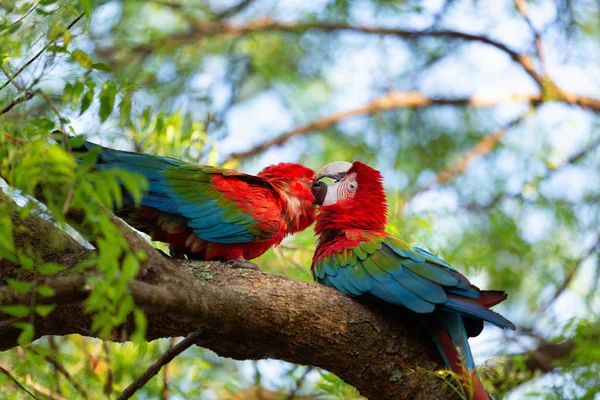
48;337;62;396
224;92;540;162
467;132;600;212
0;13;84;92
278;244;313;253
26;378;68;400
0;3;39;36
0;90;37;115
436;110;534;185
116;330;204;400
102;342;114;398
204;111;215;133
149;0;183;9
406;106;536;201
287;366;314;400
587;257;600;310
538;237;600;313
0;65;72;201
213;0;254;19
130;19;544;88
0;364;41;400
274;247;311;277
254;361;263;400
161;338;177;400
515;0;547;77
46;354;92;399
31;343;92;400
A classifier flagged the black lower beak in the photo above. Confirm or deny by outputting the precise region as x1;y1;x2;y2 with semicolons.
311;181;328;206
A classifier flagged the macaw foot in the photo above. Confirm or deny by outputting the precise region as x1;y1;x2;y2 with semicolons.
225;259;261;271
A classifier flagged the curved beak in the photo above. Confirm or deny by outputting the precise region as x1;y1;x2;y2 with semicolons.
311;161;353;206
311;180;328;205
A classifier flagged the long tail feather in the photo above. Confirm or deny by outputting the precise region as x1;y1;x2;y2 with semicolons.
479;290;508;308
425;311;490;400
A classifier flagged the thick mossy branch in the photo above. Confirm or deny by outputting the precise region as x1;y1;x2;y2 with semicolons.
0;191;449;400
0;191;580;399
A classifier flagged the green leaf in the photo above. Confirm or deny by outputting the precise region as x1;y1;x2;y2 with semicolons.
114;296;134;324
140;106;152;131
155;112;165;134
78;0;93;18
31;117;54;131
69;135;86;148
119;95;132;126
48;23;67;39
14;322;34;346
131;308;147;342
135;341;148;357
78;149;99;172
0;207;15;260
71;49;93;69
92;62;111;72
99;81;117;122
80;84;95;115
122;253;139;280
38;263;65;275
37;285;56;297
1;305;30;317
118;171;147;204
63;29;72;47
35;304;56;317
18;254;34;270
48;45;69;53
6;279;31;293
62;82;74;103
0;21;22;35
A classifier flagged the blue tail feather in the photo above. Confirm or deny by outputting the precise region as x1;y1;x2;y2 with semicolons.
442;297;515;330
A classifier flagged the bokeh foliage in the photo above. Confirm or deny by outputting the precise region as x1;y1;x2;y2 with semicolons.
0;0;599;398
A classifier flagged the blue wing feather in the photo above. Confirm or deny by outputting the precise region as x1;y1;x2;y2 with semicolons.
83;142;266;244
314;232;514;330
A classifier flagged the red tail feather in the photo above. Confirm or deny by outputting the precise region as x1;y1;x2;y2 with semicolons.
479;290;508;308
437;330;490;400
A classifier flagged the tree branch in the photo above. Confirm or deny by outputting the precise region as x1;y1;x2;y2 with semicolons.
117;329;204;400
224;92;541;163
40;353;92;400
0;364;41;400
0;90;37;115
538;237;600;313
515;0;546;78
412;106;536;198
0;363;67;400
213;0;254;19
142;19;544;87
489;339;577;393
0;13;84;92
0;193;451;400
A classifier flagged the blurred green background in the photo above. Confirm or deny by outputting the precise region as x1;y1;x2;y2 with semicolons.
0;0;599;398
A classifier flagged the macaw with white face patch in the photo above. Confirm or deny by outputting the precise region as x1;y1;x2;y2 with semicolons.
310;160;515;400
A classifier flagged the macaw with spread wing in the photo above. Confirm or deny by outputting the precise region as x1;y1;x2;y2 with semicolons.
310;161;515;400
77;141;316;262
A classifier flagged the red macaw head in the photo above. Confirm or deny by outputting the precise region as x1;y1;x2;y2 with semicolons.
258;162;316;233
312;161;387;232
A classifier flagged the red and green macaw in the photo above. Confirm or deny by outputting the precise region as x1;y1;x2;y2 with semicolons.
80;141;316;261
311;161;515;400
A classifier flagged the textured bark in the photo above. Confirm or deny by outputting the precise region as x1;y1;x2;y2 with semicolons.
0;192;449;400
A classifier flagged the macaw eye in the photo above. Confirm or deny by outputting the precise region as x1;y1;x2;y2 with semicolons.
349;183;357;190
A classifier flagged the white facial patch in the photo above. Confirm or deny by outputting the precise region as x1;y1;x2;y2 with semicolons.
321;172;358;206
